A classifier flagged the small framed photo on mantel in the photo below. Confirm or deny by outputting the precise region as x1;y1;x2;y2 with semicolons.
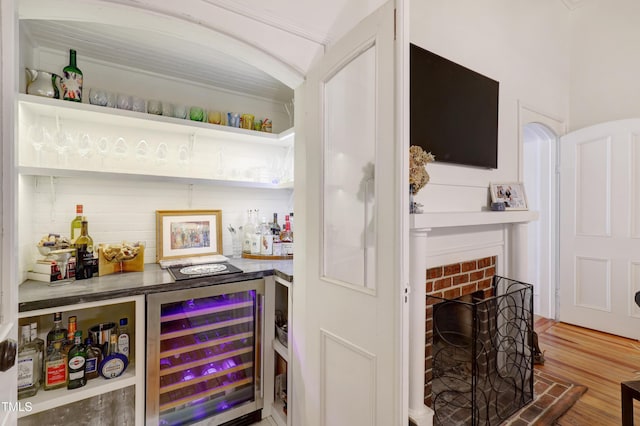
156;210;223;262
490;183;528;211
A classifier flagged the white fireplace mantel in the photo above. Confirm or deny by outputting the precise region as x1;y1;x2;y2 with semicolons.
408;209;539;426
410;210;539;230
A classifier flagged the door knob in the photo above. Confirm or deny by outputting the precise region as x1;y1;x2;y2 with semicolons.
0;339;17;372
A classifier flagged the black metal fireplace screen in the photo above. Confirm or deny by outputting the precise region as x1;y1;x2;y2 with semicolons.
428;276;534;425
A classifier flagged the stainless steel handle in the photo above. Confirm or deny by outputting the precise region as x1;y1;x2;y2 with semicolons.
258;294;265;399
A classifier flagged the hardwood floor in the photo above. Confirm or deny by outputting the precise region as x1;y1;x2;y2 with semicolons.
535;316;640;425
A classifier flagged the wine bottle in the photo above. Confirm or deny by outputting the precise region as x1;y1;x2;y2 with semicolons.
74;220;94;280
70;204;83;244
61;49;83;102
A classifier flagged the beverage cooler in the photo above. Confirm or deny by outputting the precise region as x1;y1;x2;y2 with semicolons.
146;280;265;425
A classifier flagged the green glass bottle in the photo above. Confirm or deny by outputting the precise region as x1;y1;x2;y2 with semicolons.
74;220;94;280
67;331;87;389
61;49;83;102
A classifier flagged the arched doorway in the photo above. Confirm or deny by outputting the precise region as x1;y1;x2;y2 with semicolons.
523;122;558;319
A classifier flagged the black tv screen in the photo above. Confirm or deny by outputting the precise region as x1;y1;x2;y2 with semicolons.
410;43;499;169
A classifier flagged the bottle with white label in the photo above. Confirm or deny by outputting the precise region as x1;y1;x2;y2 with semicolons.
18;325;40;399
99;334;128;379
260;217;273;255
117;317;130;359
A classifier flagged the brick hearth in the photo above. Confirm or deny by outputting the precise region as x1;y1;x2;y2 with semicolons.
423;255;497;407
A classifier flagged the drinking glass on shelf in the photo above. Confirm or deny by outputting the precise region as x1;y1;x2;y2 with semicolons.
178;144;190;167
106;91;117;108
96;136;109;168
114;137;128;159
77;132;93;159
53;129;73;167
174;104;187;119
162;103;174;117
27;124;48;166
156;143;169;166
147;100;162;115
132;97;146;113
89;88;108;106
135;139;149;162
116;93;133;110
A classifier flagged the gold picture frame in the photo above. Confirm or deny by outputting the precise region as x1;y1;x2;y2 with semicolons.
156;210;223;262
490;183;528;211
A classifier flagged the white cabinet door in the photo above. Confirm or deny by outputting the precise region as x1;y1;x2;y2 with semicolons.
293;1;406;425
0;0;18;424
559;119;640;339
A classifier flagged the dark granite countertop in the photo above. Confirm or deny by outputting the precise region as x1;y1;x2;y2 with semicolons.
19;258;293;312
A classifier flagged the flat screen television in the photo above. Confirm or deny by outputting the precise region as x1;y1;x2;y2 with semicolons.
410;43;499;169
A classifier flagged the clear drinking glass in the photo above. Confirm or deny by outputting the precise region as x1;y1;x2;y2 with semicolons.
77;132;93;159
53;129;73;167
27;124;47;166
89;88;108;106
96;136;109;168
114;137;128;158
156;143;168;165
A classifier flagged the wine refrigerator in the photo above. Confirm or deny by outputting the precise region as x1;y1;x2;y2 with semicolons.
146;279;265;425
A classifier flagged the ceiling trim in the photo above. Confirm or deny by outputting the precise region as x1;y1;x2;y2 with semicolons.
201;0;331;46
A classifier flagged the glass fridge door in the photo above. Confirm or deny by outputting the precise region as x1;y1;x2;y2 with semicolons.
147;280;264;426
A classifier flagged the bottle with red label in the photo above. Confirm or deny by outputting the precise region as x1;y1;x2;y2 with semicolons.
44;341;67;390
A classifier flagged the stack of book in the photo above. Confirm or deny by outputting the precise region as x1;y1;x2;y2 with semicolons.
27;258;76;282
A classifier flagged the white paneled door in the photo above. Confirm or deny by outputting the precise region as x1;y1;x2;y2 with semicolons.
0;0;18;424
559;119;640;339
294;1;406;425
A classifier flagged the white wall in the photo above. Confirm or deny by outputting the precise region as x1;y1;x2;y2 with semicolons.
410;0;571;212
569;0;640;131
19;175;292;282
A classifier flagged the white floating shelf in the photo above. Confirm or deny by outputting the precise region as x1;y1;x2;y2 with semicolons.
18;365;137;417
19;94;294;148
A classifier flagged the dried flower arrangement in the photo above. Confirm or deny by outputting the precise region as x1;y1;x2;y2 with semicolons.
409;145;435;195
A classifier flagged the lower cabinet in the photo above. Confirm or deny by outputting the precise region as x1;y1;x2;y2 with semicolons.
16;295;146;425
265;275;292;426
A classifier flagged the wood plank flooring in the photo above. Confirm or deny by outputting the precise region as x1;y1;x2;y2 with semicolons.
535;316;640;425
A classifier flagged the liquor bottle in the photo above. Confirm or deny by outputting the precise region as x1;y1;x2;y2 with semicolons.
242;209;255;254
67;331;87;389
74;220;94;280
29;322;45;387
61;49;83;102
280;215;294;255
260;217;273;255
251;210;262;255
271;213;281;235
46;312;68;356
99;334;128;379
117;317;130;359
43;341;67;391
70;204;83;244
62;315;77;355
17;325;40;399
84;337;102;380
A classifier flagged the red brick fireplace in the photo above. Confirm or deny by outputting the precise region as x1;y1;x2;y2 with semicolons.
423;256;497;407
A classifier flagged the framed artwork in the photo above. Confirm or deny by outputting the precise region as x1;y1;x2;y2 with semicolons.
156;210;223;261
490;183;528;211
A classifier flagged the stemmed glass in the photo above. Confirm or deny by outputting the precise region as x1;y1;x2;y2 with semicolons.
27;124;48;166
96;136;109;168
53;128;73;167
77;132;93;160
